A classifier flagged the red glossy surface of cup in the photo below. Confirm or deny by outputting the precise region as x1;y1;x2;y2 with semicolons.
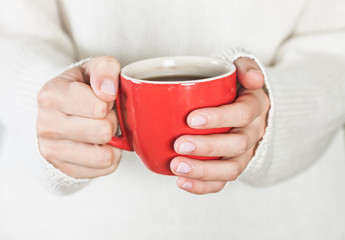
109;56;236;175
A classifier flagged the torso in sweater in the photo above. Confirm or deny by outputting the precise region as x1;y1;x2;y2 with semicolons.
58;0;304;65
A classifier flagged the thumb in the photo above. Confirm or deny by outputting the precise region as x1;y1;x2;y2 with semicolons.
234;57;264;90
84;56;121;102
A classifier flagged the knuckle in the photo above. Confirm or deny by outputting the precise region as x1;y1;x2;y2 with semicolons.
66;80;80;93
36;124;55;139
37;87;54;109
104;150;121;174
93;101;108;119
59;69;81;81
204;141;216;156
227;163;242;181
234;57;247;67
200;165;210;180
108;109;117;120
99;147;115;168
38;141;55;161
239;105;253;125
214;109;227;128
107;110;118;127
236;134;249;154
100;56;120;67
108;160;120;174
99;119;115;144
92;56;121;73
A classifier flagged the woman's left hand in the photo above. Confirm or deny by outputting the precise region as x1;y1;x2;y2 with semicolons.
170;57;270;194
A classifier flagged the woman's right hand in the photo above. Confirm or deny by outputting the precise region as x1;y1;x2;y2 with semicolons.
37;56;122;179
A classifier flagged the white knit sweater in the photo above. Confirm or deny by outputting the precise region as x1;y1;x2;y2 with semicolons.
0;0;345;239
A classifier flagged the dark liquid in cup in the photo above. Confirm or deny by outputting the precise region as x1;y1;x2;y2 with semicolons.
143;75;212;81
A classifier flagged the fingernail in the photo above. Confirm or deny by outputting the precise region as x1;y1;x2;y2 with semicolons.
101;79;116;95
176;162;191;174
179;141;196;154
191;115;207;127
182;181;193;189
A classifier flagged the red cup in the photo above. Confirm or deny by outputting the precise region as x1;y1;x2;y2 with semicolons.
109;56;236;175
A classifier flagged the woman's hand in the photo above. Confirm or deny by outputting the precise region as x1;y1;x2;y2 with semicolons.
37;56;122;179
170;57;270;194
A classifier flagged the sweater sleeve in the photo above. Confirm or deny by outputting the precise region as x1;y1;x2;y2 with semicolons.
216;0;345;186
0;0;89;194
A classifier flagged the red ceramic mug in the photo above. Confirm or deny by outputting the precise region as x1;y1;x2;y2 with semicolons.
109;56;236;175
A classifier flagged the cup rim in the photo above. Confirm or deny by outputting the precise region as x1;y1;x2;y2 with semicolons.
120;56;236;84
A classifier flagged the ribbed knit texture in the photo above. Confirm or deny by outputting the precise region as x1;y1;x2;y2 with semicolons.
0;0;345;239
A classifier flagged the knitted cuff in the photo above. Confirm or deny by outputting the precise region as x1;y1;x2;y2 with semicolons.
36;58;92;195
60;57;92;74
213;48;275;182
37;142;89;195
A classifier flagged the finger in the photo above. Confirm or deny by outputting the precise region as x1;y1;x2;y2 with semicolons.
55;159;120;179
170;153;252;181
37;110;118;144
187;89;268;129
174;127;260;157
38;137;122;171
83;56;121;102
37;78;114;119
234;57;264;90
176;177;227;195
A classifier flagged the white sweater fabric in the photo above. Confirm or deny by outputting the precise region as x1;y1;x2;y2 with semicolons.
0;0;345;239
